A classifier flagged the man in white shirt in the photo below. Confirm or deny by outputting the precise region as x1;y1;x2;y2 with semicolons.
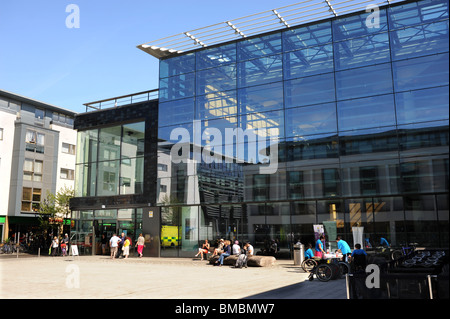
232;241;241;255
244;242;254;256
109;234;121;259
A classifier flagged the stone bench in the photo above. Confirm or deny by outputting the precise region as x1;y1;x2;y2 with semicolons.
209;254;276;267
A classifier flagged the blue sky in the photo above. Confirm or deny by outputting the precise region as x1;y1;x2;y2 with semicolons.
0;0;298;113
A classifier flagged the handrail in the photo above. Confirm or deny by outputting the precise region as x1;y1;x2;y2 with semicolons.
83;89;159;112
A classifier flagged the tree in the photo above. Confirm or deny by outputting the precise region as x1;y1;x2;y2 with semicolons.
38;186;74;238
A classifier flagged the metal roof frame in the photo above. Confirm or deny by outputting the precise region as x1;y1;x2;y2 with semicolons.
137;0;406;59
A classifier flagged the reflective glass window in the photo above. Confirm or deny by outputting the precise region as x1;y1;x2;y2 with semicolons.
98;126;121;162
398;121;449;155
286;134;339;161
341;162;401;197
201;116;238;148
337;94;396;131
196;90;237;120
196;43;236;70
283;21;332;51
159;98;194;127
336;63;393;100
237;54;283;88
159;72;195;102
196;64;236;95
76;129;98;164
334;33;391;71
158;122;193;146
239;110;284;140
121;122;145;159
333;8;388;41
390;21;449;61
396;86;449;125
339;127;398;159
120;157;144;195
388;0;449;30
284;44;333;79
284;73;335;108
238;82;283;114
160;53;195;78
237;33;282;61
393;53;449;92
75;163;97;197
285;103;337;136
97;160;120;196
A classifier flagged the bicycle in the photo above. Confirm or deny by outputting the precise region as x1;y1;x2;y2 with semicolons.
390;243;417;260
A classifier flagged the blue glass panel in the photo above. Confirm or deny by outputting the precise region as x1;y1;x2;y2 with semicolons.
284;73;335;108
334;32;390;71
196;43;236;70
238;33;282;61
159;72;195;102
284;44;334;80
238;82;284;114
333;8;388;41
159;53;195;78
238;54;283;88
393;53;449;92
337;94;396;131
239;110;285;139
398;121;449;155
196;90;238;120
285;103;337;137
159;98;194;127
389;0;449;30
196;64;236;95
282;21;332;51
391;21;450;61
158;122;193;144
336;63;393;100
339;127;398;158
286;134;339;161
396;86;449;125
201;116;238;148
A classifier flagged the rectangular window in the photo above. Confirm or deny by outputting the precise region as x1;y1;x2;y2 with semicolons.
335;63;393;100
60;168;75;180
62;142;76;155
237;54;283;88
284;73;335;108
25;130;45;153
23;159;43;182
283;44;334;80
393;53;449;92
21;187;41;212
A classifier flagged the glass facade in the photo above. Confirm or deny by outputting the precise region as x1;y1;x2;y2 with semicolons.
156;0;449;256
73;0;448;257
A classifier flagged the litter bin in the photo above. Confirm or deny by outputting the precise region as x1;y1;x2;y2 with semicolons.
294;243;305;265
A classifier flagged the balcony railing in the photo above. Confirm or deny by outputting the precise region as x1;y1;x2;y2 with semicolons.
83;89;159;112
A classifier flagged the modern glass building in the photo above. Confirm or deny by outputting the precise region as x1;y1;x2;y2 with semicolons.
71;0;449;257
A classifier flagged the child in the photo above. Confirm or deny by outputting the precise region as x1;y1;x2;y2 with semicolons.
61;241;67;257
305;243;314;259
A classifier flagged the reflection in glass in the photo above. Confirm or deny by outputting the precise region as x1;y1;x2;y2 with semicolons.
284;44;333;79
196;64;236;95
283;21;332;51
336;63;393;100
393;53;449;92
238;55;283;88
238;33;282;60
238;82;283;114
395;86;449;125
333;8;388;41
285;103;337;136
284;73;335;108
337;94;396;131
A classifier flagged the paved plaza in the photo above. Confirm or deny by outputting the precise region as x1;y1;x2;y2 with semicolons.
0;254;346;299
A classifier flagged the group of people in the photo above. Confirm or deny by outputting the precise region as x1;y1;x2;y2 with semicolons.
304;235;368;263
49;233;70;256
195;239;254;267
109;233;146;259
